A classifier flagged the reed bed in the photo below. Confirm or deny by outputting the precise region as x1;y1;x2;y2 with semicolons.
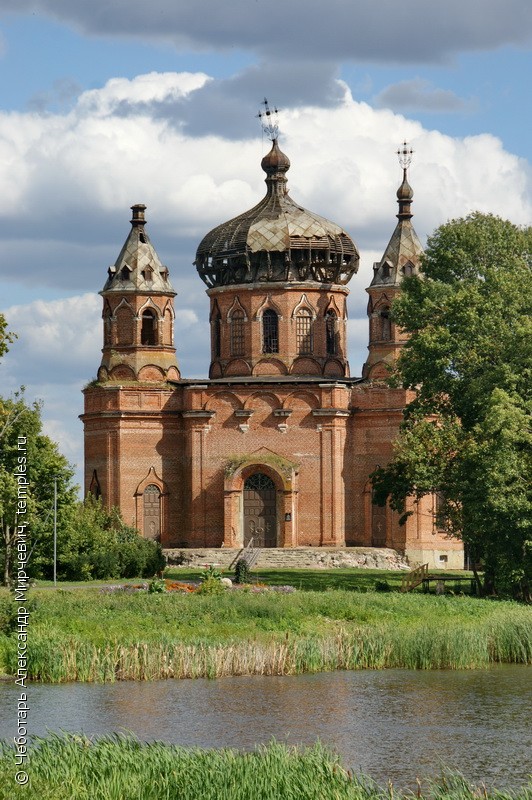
5;612;531;683
0;734;529;800
1;590;530;682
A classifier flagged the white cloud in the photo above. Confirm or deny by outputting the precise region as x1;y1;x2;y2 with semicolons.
3;294;102;381
77;71;211;117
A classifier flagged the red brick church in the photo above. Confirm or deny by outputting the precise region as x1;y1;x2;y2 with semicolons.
81;135;463;569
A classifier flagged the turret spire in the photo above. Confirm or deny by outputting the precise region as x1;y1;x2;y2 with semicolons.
97;205;180;383
369;142;421;289
363;143;423;379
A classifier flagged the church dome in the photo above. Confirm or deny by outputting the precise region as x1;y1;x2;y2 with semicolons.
195;139;359;288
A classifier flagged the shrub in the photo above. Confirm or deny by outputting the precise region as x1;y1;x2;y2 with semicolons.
54;496;165;581
374;580;392;592
200;564;222;581
234;558;250;584
197;578;225;595
148;577;166;594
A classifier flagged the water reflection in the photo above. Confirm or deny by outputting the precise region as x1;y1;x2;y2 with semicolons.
0;666;530;790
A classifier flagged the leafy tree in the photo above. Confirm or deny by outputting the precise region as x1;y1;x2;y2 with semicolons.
0;391;77;586
372;213;532;600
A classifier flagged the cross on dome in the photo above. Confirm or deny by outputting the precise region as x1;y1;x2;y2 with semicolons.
257;98;280;141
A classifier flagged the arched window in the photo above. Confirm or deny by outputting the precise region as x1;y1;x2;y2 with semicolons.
89;470;101;500
141;309;157;346
163;308;173;346
296;308;313;354
380;310;391;341
103;312;112;346
325;310;337;355
212;312;222;358
143;484;161;540
435;492;446;531
262;309;279;354
230;310;245;356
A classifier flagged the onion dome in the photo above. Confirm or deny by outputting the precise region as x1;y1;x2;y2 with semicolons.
102;204;175;295
195;139;359;288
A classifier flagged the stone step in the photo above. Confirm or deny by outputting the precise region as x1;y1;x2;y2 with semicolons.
164;547;410;571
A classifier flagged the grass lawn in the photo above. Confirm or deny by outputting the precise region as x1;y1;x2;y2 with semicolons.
164;566;474;593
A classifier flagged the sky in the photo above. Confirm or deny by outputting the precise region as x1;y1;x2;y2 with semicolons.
0;0;531;491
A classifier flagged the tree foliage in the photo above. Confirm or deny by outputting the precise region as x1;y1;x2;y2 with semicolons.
372;213;532;599
0;313;16;362
55;495;165;581
0;390;77;585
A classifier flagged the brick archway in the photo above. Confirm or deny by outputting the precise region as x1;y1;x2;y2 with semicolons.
243;472;277;547
223;457;298;548
134;467;169;543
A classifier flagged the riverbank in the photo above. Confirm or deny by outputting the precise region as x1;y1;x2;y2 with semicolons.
0;734;530;800
0;588;530;682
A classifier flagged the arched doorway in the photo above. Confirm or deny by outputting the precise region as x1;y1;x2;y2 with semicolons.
371;498;387;547
243;473;277;547
143;484;161;540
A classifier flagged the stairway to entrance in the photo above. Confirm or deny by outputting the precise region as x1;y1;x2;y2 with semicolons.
164;547;410;571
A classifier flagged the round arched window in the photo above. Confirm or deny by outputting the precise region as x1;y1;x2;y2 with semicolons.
296;308;313;354
143;484;161;540
262;309;279;354
141;309;157;346
325;310;337;355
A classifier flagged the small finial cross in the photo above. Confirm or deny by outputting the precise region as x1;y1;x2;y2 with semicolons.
397;141;414;170
257;98;279;141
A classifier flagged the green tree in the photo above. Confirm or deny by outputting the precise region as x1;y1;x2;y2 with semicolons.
372;213;532;600
0;391;77;586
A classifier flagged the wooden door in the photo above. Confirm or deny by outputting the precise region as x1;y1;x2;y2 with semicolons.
371;500;387;547
243;473;276;547
143;484;161;540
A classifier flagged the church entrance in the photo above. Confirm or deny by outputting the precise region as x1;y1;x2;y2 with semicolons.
243;473;277;547
371;500;387;547
143;484;161;540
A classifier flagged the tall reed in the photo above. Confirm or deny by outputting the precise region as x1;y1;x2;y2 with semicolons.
1;590;530;682
0;734;529;800
6;610;531;683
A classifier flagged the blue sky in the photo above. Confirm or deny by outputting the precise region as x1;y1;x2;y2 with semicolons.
0;1;531;488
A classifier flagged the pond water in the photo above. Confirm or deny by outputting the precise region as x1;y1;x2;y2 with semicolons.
0;666;530;790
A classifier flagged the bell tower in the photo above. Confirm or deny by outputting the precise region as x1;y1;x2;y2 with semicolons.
98;204;180;383
363;143;423;380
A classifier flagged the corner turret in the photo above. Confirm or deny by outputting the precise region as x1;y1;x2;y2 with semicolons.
97;205;180;383
363;143;423;380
